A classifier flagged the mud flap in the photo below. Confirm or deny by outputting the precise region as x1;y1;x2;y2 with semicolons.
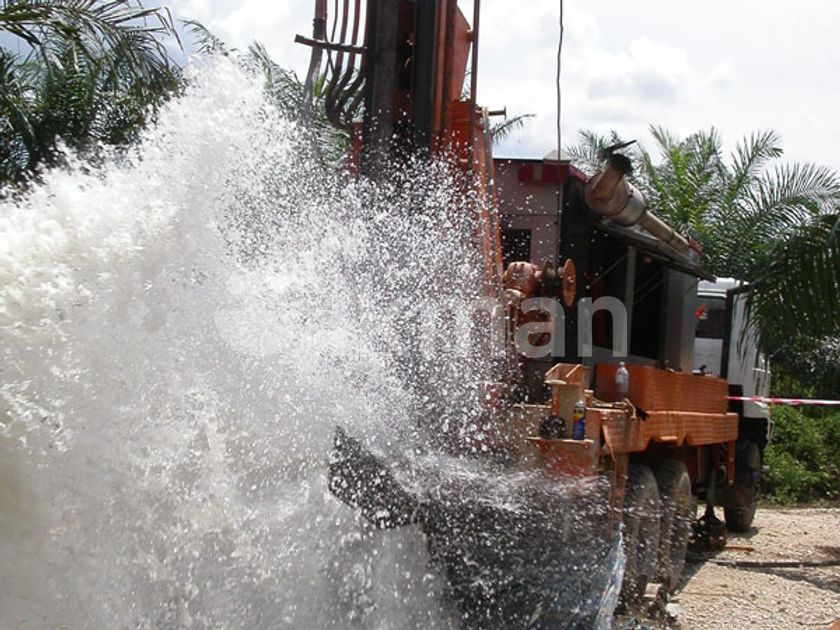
328;427;421;529
421;488;623;629
328;427;624;627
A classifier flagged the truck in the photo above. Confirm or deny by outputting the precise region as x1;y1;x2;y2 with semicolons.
694;278;772;531
295;0;767;624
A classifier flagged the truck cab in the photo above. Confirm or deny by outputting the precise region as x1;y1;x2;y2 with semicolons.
694;278;772;448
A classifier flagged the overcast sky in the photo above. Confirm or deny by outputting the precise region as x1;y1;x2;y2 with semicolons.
174;0;840;172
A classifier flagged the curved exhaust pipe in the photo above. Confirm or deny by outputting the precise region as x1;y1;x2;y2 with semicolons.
585;150;690;254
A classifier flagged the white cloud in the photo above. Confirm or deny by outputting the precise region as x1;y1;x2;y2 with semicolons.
480;0;840;172
704;61;735;90
175;0;312;70
582;38;691;103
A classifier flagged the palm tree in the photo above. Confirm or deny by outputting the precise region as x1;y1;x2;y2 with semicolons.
567;127;840;355
0;0;181;186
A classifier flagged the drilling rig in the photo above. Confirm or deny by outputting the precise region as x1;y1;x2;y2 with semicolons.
296;0;762;624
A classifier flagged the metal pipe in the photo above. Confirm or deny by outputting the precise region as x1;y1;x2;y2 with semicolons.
440;0;457;134
295;34;366;55
412;0;439;150
326;0;364;129
585;163;690;254
468;0;481;172
361;0;399;176
470;0;480;105
323;0;351;127
301;0;329;125
639;212;690;254
331;0;340;41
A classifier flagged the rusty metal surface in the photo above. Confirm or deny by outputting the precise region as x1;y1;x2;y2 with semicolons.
295;34;367;54
444;99;503;295
528;437;600;477
467;0;480;170
545;362;590;386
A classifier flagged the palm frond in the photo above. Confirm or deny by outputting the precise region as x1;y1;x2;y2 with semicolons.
1;1;180;76
0;1;182;184
245;40;304;118
749;212;840;343
489;113;534;143
710;162;840;277
566;129;630;177
723;130;783;206
751;162;840;226
0;49;37;178
182;18;228;56
648;125;681;157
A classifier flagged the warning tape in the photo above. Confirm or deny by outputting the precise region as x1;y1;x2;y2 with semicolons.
728;396;840;407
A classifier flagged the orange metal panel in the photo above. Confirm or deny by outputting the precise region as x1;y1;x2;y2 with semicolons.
599;409;739;454
595;364;728;414
433;3;471;139
678;411;739;446
442;100;503;295
545;362;590;386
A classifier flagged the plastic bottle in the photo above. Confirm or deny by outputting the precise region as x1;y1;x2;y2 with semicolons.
615;361;630;400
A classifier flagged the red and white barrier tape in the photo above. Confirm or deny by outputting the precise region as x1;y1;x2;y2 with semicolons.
728;396;840;407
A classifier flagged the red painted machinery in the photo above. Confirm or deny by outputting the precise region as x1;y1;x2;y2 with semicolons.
297;0;759;620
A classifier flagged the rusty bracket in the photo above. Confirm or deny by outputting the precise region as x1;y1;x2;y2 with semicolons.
294;34;367;55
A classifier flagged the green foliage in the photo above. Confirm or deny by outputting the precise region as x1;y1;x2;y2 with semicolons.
244;40;349;165
0;7;348;188
749;212;840;346
763;405;840;504
0;0;181;186
565;129;632;177
770;340;840;400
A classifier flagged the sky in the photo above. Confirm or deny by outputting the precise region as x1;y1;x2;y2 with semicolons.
172;0;840;172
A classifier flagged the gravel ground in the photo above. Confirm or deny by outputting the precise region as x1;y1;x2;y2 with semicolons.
672;507;840;629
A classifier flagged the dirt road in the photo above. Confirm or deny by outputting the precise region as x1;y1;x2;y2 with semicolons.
673;507;840;629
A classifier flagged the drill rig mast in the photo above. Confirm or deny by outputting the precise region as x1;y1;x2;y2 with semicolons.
295;1;750;626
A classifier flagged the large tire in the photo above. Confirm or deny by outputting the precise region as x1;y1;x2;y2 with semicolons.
654;460;694;592
621;464;661;603
725;441;762;532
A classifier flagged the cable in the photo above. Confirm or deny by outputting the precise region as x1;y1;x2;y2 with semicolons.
556;0;564;164
555;0;565;257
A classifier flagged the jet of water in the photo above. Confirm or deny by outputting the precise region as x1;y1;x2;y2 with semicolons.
0;58;622;629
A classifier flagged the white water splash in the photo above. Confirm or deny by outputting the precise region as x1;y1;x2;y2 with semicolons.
0;56;626;629
0;59;491;629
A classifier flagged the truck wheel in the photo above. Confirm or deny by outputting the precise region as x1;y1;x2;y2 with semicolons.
654;460;693;592
621;464;661;604
724;441;761;533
